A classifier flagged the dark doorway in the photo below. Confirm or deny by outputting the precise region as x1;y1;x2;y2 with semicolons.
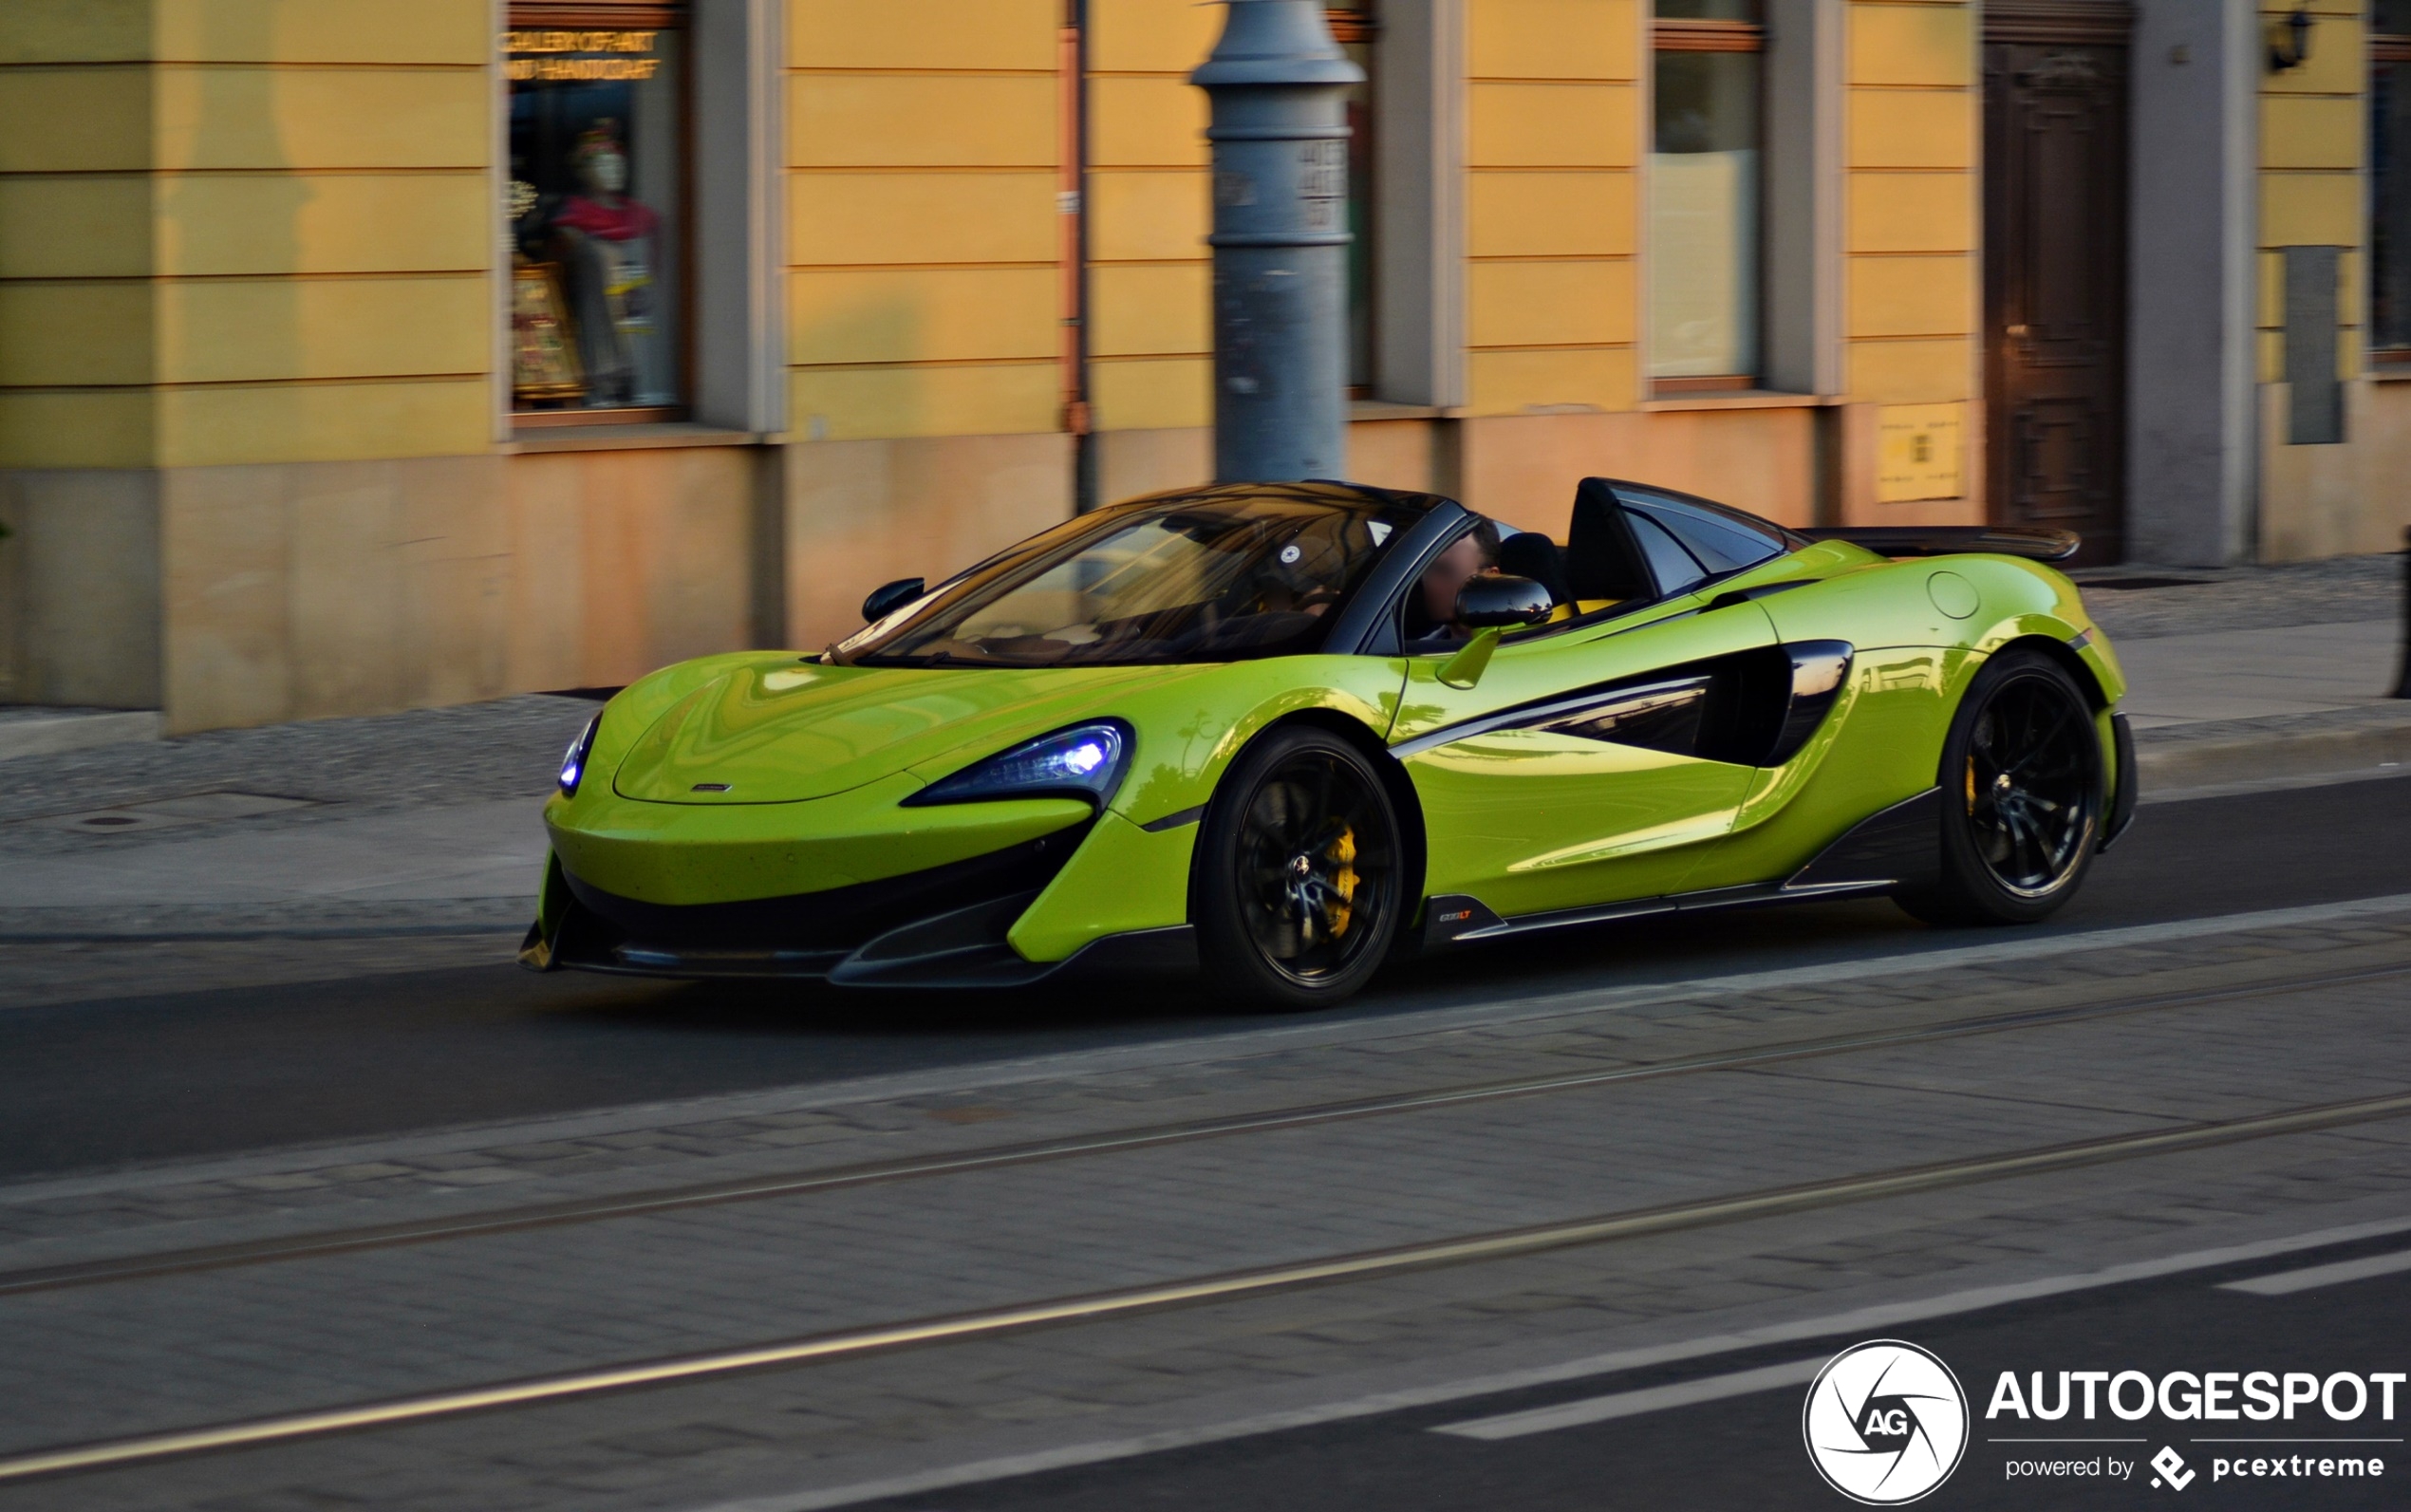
1983;2;2132;565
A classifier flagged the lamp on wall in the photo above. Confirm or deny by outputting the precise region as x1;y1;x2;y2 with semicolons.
2268;3;2313;71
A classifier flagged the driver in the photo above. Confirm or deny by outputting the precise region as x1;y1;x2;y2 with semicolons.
1405;517;1502;651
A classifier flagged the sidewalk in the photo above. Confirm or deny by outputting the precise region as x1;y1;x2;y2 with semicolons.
2075;553;2411;792
0;556;2401;956
0;695;589;949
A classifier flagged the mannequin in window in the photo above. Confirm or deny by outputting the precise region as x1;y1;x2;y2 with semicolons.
551;121;662;406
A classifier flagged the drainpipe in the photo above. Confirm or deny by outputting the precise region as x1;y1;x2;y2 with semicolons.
1061;0;1096;511
1193;0;1363;482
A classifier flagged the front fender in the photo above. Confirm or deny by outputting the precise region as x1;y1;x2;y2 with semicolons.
983;657;1411;962
1089;656;1411;831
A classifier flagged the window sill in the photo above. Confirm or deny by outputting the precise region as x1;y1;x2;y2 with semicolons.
504;422;776;454
2368;362;2411;383
1349;400;1462;421
1637;391;1845;413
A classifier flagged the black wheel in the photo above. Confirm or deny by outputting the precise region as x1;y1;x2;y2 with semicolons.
1191;726;1403;1009
1896;648;2104;926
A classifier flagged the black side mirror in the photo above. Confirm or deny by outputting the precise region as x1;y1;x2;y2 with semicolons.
1454;573;1555;628
861;577;925;624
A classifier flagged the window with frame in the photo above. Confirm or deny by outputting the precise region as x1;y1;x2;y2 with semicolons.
2376;0;2411;362
1326;2;1377;396
1649;0;1763;394
506;2;688;422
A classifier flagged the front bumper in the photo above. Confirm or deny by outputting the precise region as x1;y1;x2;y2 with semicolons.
521;812;1201;988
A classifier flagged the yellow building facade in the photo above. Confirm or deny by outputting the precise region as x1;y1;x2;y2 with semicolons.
0;0;2398;732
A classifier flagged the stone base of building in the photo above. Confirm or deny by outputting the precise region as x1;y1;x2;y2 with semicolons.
2;446;780;735
2;410;1994;735
0;468;162;713
2260;379;2411;562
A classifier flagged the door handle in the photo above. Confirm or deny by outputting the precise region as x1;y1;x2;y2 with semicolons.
2007;323;2030;338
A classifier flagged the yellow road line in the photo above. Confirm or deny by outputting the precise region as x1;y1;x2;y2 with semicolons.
6;1089;2409;1484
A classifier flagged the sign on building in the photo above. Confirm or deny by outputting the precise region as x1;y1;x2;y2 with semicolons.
1877;402;1966;503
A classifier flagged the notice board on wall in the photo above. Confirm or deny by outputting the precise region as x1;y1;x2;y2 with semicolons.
1876;402;1966;503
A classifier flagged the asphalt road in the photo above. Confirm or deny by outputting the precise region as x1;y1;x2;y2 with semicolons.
1;777;2406;1181
916;1232;2411;1512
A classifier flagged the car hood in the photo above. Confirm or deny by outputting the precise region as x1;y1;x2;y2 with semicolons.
610;660;1167;804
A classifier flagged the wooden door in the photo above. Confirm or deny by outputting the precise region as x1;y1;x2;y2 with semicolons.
1983;4;2131;565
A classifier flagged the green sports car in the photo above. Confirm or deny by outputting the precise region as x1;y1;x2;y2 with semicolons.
521;478;2136;1008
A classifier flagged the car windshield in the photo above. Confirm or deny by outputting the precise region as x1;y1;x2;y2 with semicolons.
835;490;1424;668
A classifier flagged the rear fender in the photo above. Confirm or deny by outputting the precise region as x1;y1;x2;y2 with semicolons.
1947;557;2125;705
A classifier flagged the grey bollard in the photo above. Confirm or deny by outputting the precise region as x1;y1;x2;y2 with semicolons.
2396;527;2411;699
1192;0;1364;484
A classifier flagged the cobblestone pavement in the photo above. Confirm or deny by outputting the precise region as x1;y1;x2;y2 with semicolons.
0;694;594;855
5;899;2409;1511
2071;551;2402;640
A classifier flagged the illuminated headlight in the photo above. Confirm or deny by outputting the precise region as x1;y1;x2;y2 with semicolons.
904;721;1131;809
558;715;601;796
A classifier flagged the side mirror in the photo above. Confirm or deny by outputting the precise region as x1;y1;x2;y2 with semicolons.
861;576;925;624
1454;573;1554;628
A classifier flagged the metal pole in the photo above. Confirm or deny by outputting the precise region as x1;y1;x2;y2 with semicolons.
1192;0;1363;483
1062;0;1096;513
2395;526;2411;699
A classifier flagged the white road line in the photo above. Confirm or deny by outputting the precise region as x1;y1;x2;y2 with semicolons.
677;1211;2411;1512
1429;1357;1826;1441
2219;1246;2411;1296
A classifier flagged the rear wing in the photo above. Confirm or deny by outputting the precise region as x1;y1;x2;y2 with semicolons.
1795;526;2081;563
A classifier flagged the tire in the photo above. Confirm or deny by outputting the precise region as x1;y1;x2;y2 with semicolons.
1191;725;1404;1010
1895;647;2105;927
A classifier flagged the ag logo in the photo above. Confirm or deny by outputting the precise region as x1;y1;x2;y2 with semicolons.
1803;1340;1970;1504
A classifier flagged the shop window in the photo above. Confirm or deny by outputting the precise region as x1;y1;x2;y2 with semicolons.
1328;3;1377;395
2375;2;2411;362
1650;0;1764;394
506;3;687;423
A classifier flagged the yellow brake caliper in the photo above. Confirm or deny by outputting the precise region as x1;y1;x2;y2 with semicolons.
1325;826;1358;937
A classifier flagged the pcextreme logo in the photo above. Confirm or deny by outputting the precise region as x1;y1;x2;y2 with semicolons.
1804;1340;1972;1504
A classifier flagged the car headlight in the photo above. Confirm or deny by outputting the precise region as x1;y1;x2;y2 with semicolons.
904;721;1131;809
558;715;601;796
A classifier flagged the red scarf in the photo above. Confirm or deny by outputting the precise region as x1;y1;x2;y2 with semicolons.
555;195;658;242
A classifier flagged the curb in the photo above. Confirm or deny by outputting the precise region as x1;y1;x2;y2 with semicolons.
2133;703;2411;793
0;899;530;944
0;710;161;762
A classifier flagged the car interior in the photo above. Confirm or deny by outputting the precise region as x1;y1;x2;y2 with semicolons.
1404;477;1785;649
